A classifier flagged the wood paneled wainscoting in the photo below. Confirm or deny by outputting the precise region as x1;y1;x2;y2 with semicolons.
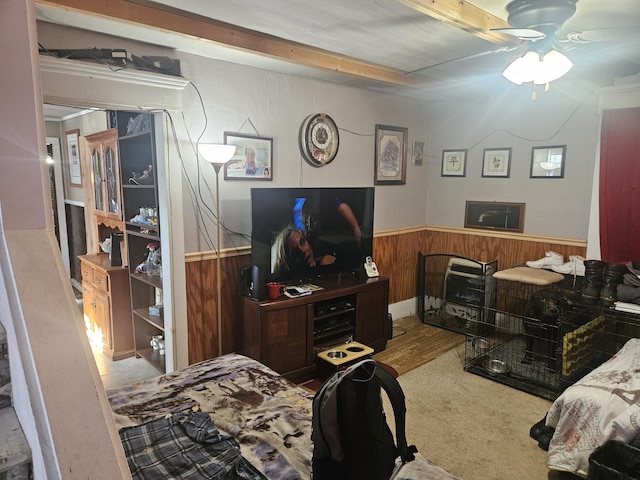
185;225;586;364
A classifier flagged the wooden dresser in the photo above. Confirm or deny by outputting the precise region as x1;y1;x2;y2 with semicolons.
79;254;134;361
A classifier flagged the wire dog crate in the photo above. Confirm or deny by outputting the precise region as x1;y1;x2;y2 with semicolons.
417;253;498;335
464;275;640;400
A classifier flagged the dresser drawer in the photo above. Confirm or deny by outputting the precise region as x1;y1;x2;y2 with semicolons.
81;263;94;284
92;270;109;293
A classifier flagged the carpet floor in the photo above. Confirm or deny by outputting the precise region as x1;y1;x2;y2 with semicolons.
384;344;558;480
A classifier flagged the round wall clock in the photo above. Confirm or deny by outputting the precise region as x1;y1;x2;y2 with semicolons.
299;113;340;167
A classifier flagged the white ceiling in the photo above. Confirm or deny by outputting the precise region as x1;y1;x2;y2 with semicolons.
36;0;640;105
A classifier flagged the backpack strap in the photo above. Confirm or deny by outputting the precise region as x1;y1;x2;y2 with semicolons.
372;363;417;464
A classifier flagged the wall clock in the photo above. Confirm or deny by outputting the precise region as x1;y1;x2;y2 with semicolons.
299;113;340;167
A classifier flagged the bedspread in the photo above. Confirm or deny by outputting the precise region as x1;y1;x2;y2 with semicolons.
107;353;313;480
545;338;640;478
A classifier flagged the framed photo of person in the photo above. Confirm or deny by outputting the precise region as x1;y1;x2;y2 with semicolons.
223;132;273;180
374;124;407;185
65;129;82;186
441;149;467;177
482;147;512;178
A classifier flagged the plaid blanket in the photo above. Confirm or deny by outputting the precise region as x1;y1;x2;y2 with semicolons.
120;410;266;479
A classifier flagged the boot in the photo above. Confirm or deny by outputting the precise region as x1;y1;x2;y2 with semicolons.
600;263;629;305
581;260;604;304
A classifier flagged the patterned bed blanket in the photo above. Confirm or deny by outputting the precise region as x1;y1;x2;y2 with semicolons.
107;353;313;480
546;338;640;478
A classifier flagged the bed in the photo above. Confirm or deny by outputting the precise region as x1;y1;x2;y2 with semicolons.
545;338;640;478
107;352;460;480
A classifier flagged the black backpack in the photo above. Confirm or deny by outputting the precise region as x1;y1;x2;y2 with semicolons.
312;359;417;480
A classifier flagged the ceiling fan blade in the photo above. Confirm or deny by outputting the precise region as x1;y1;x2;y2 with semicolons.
404;46;517;76
490;27;546;41
563;26;640;44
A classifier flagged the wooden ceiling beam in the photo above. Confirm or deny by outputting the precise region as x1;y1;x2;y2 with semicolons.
396;0;513;44
36;0;419;87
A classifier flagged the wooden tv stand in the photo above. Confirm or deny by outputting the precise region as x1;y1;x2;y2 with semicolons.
240;275;389;383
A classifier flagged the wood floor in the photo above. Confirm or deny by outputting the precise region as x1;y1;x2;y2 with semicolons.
373;315;465;376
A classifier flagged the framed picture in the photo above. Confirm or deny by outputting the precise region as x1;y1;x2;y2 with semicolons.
464;201;525;233
412;141;424;166
441;149;467;177
223;132;273;180
65;129;82;186
482;147;512;178
374;124;407;185
530;145;566;178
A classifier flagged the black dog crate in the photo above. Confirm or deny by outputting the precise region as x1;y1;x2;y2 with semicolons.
417;253;498;335
464;276;640;401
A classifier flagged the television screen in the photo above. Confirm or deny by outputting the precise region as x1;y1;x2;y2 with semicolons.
250;187;375;283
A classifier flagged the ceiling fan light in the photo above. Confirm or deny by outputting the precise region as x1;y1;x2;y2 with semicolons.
502;51;539;84
533;49;573;84
503;49;573;85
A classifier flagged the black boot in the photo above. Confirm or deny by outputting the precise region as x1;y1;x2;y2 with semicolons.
600;263;629;305
582;260;604;304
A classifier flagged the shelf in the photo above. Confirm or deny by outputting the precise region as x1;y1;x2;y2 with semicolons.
314;325;353;343
119;129;152;141
122;184;156;190
131;272;163;289
314;307;355;322
133;308;164;331
136;347;166;373
126;224;160;239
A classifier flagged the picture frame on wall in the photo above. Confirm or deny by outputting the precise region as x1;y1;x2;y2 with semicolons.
374;124;408;185
441;149;467;177
412;141;424;166
223;132;273;180
530;145;566;178
65;129;82;186
482;147;512;178
464;201;525;233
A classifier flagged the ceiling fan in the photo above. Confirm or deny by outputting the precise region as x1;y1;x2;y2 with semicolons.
406;0;639;84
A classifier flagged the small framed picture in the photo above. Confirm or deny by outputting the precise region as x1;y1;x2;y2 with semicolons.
65;129;82;186
464;201;525;233
223;132;273;180
482;148;512;178
374;124;408;185
530;145;566;178
412;141;424;166
441;150;467;177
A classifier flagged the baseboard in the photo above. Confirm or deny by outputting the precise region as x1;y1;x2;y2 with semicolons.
388;297;419;322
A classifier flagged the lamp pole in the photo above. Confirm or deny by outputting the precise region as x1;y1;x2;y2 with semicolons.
214;163;223;356
198;143;235;358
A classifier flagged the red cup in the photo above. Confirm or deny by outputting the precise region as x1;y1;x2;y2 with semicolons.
267;281;285;299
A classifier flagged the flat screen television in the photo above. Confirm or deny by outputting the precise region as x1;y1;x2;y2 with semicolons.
250;187;375;284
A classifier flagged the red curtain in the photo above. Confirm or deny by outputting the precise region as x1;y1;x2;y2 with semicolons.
599;107;640;264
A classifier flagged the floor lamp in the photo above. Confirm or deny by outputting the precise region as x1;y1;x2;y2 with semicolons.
198;144;236;356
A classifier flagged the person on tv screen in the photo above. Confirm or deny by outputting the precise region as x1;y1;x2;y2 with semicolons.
270;197;361;277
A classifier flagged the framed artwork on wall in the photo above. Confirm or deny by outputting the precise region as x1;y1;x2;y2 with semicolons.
530;145;566;178
464;201;525;233
412;141;424;166
441;149;467;177
65;129;82;186
223;132;273;180
482;147;512;178
374;124;407;185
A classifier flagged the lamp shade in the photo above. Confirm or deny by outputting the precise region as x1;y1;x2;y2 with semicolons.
198;144;236;165
503;49;573;85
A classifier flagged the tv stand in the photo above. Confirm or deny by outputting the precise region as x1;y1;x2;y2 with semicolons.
239;275;389;382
